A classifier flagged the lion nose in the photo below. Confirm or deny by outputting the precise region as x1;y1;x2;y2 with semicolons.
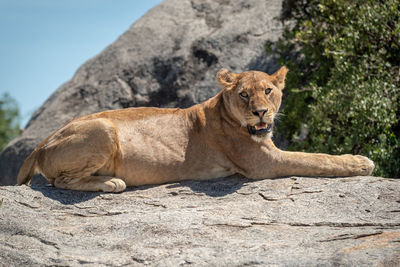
252;109;267;118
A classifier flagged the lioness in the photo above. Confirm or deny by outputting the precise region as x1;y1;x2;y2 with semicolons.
17;67;374;192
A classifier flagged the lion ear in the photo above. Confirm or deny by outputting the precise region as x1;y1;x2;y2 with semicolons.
217;68;238;88
271;66;289;90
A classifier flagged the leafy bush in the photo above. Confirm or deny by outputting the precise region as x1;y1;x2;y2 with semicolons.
269;0;400;177
0;93;20;151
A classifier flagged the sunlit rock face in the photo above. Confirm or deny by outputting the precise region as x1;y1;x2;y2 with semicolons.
1;176;400;265
0;0;284;185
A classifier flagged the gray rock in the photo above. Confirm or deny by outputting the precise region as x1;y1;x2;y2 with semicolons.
1;176;399;266
0;0;284;185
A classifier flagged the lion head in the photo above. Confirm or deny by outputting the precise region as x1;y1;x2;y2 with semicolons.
217;67;288;141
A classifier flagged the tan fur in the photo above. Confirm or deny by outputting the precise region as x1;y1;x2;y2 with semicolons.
17;67;374;192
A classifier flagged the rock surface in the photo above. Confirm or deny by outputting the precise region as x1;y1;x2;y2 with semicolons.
1;176;399;266
0;0;284;185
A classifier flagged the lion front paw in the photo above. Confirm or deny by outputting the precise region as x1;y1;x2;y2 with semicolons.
352;155;375;176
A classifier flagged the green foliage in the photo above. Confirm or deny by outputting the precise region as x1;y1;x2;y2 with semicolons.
270;0;400;177
0;93;20;151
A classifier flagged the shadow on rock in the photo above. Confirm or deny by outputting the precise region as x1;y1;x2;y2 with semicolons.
28;174;251;203
30;184;101;205
167;175;251;197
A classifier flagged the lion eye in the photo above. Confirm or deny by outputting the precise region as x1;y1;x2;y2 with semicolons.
265;88;272;95
239;92;249;99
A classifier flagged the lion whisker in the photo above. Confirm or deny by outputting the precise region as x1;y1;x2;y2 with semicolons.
273;112;284;122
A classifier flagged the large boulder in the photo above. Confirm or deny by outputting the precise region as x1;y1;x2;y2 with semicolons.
1;176;399;265
0;0;284;185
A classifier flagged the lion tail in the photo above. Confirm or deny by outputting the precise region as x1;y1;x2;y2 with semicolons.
17;149;39;185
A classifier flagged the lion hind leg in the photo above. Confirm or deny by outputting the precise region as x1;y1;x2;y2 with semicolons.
54;175;126;192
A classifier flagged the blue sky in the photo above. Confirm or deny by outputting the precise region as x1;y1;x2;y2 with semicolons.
0;0;162;127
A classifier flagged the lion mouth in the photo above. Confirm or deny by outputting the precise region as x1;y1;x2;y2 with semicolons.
247;122;273;136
